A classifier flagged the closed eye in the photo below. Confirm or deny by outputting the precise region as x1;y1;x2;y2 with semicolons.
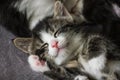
54;30;59;38
54;28;62;38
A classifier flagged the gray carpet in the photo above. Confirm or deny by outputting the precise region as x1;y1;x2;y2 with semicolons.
0;25;50;80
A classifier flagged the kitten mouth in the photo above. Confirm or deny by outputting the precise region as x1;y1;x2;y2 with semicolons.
54;47;64;57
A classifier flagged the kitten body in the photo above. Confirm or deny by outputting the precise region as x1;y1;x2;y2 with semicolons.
27;19;120;79
56;23;120;80
2;0;120;79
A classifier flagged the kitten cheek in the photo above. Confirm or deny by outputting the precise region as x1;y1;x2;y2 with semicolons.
57;38;67;48
58;41;67;48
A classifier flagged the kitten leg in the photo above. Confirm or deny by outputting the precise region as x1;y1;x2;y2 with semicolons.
44;59;75;80
65;67;94;80
44;67;74;80
28;55;50;72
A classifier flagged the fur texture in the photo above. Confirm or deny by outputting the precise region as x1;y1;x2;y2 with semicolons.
1;0;120;80
27;20;120;80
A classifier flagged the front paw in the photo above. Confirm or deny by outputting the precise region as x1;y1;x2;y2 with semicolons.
28;55;50;72
74;75;89;80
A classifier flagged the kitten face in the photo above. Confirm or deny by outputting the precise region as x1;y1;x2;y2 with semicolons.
40;31;67;57
33;19;72;65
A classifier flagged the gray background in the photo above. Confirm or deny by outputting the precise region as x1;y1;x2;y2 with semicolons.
0;25;49;80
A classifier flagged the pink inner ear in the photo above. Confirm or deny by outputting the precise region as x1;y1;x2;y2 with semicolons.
51;40;58;48
113;4;120;17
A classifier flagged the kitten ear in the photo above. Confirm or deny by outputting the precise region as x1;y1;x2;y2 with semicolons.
13;38;33;54
54;1;73;22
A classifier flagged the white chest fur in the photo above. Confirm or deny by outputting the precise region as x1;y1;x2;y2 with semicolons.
78;53;107;79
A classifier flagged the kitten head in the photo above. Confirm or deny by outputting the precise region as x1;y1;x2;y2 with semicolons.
14;1;75;65
32;22;83;65
31;19;69;65
13;22;80;65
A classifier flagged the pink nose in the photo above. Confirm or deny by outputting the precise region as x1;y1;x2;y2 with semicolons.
51;40;58;48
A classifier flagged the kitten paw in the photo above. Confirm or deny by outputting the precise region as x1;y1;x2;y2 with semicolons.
28;55;50;72
74;75;89;80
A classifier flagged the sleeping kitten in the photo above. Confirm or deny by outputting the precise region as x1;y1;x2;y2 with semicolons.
14;20;120;80
58;24;120;80
51;23;120;80
33;22;120;80
8;0;120;79
13;20;89;80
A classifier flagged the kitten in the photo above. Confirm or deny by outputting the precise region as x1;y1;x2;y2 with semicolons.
39;22;120;80
14;21;120;80
13;16;79;80
10;0;118;78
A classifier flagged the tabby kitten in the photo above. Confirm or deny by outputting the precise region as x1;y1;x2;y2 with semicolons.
12;0;120;80
37;24;120;80
14;19;88;80
14;20;120;80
